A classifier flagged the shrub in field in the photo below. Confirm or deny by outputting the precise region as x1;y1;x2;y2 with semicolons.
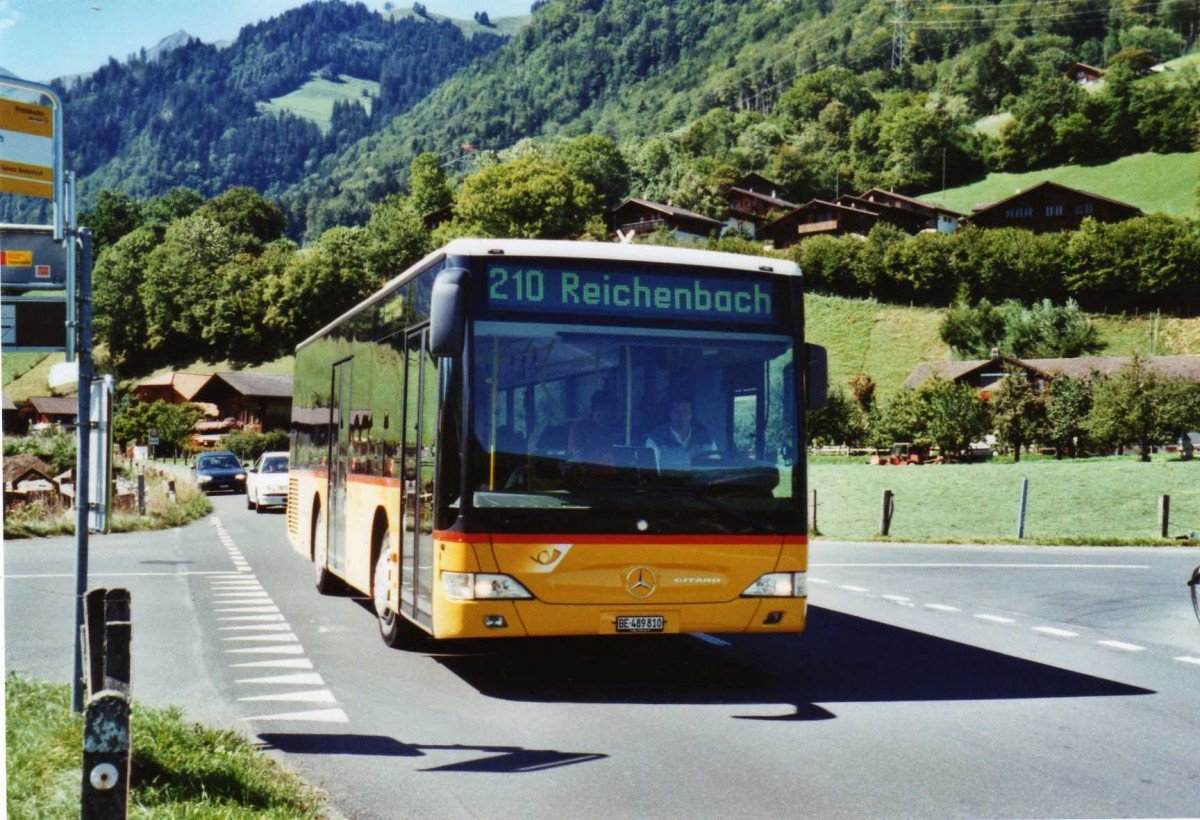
1087;356;1200;461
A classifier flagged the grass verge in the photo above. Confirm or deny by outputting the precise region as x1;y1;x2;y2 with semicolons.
5;675;325;818
809;454;1200;543
3;469;213;539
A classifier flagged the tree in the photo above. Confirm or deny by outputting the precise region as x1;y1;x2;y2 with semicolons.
93;226;157;371
988;365;1045;463
453;154;596;238
921;378;992;460
1087;357;1200;461
81;190;144;256
1043;375;1094;458
868;388;929;450
196;186;286;246
939;299;1007;359
364;194;433;283
553;135;630;211
1002;299;1099;358
806;390;867;447
408;153;452;217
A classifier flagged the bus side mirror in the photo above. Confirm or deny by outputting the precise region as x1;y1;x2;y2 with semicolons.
805;343;827;411
430;267;470;358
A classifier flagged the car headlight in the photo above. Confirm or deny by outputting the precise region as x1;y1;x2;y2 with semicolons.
196;475;212;484
741;572;807;598
441;572;533;601
235;473;246;481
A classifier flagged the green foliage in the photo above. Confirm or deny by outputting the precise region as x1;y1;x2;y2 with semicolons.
940;297;1100;359
940;299;1008;359
93;226;158;371
196;186;287;246
988;365;1045;462
112;400;204;455
223;429;290;462
1087;356;1200;461
408;152;453;217
80;190;144;256
363;194;434;282
552;135;631;211
1043;374;1094;458
806;390;868;446
921;378;993;459
454;154;597;238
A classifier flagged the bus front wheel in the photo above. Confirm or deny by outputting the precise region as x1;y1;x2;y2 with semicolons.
373;529;404;647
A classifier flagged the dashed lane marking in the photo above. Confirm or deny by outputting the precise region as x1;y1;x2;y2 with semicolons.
1096;640;1145;652
924;604;960;612
975;614;1016;624
236;672;326;686
230;658;315;670
1174;656;1200;666
1032;626;1080;638
839;585;870;593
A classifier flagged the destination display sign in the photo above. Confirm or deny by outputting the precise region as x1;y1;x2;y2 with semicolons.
486;263;779;324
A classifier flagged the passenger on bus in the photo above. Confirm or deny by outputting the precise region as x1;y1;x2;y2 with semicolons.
568;392;622;466
645;397;717;471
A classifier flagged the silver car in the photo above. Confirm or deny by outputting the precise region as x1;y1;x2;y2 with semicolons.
246;451;289;513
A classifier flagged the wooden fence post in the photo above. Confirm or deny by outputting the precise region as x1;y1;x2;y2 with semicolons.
880;490;895;536
81;588;131;819
1159;495;1171;539
1017;478;1029;540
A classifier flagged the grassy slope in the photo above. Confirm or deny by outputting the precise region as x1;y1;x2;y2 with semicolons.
387;8;530;39
258;74;379;133
810;455;1200;542
805;293;1200;400
920;151;1200;218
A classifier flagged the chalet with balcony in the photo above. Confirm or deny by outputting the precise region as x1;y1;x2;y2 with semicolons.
855;188;963;233
725;173;797;232
757;199;881;248
964;181;1142;233
192;373;293;433
904;353;1200;396
609;199;725;241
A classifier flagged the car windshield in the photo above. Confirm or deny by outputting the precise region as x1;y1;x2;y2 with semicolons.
468;320;799;534
199;454;240;469
261;457;288;474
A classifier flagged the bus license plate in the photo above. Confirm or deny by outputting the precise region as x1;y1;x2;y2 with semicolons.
616;616;664;633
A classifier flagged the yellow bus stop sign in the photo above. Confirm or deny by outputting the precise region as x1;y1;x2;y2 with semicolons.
0;98;55;199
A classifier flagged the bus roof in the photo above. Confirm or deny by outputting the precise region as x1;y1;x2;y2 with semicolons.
297;240;801;351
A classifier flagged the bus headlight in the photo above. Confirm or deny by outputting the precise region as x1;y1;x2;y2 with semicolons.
741;572;807;598
441;572;533;601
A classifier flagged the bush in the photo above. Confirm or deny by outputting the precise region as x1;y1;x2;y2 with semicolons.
3;432;76;475
222;429;290;463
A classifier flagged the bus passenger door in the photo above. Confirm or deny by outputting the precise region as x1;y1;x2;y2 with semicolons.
403;329;436;629
329;358;353;575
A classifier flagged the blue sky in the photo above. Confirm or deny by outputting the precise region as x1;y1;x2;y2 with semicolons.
0;0;532;82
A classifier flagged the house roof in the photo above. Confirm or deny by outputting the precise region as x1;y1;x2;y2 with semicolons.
857;188;965;218
728;187;797;211
215;372;293;399
2;391;16;412
3;453;56;483
22;396;78;416
134;372;214;401
967;181;1143;219
904;354;1200;389
612;198;724;228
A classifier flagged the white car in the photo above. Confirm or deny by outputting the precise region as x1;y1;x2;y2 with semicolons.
246;451;289;513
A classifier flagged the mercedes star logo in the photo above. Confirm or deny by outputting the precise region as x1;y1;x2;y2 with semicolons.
626;567;657;599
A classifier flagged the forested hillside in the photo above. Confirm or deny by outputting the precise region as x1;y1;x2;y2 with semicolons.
0;2;504;224
282;0;1200;236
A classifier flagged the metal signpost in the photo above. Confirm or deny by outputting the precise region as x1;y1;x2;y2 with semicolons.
1;77;100;713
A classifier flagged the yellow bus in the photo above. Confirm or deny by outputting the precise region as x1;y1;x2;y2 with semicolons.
287;239;826;646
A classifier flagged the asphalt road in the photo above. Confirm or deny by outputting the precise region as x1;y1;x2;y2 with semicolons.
6;493;1200;819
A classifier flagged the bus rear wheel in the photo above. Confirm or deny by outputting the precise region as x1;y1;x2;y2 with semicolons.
312;504;336;595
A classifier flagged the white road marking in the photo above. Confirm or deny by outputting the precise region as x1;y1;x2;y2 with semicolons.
230;658;315;669
239;689;338;704
223;633;300;643
881;594;911;603
226;644;305;655
215;606;280;614
218;614;286;622
924;604;960;612
839;585;870;593
975;614;1016;624
220;623;292;632
1096;640;1145;652
236;672;326;686
1032;626;1080;638
242;707;349;723
691;633;731;646
1173;656;1200;665
808;577;831;585
8;571;251;579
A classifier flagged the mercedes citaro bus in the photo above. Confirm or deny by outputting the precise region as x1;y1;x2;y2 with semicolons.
287;239;826;647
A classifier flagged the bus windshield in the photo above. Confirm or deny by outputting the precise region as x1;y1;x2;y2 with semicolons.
469;320;800;535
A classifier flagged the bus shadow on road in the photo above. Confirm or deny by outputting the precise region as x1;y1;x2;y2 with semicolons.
257;733;606;772
429;606;1153;721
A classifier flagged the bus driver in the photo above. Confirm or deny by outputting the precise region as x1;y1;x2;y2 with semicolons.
645;397;717;471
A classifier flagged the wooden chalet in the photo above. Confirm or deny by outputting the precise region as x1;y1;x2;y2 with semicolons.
964;181;1142;233
133;372;213;406
609;199;725;241
19;395;77;430
1065;62;1105;85
856;188;963;233
3;453;62;510
904;353;1200;397
757;199;880;248
192;373;293;433
726;173;797;231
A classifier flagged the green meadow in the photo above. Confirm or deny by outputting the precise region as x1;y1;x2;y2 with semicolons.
258;74;379;133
